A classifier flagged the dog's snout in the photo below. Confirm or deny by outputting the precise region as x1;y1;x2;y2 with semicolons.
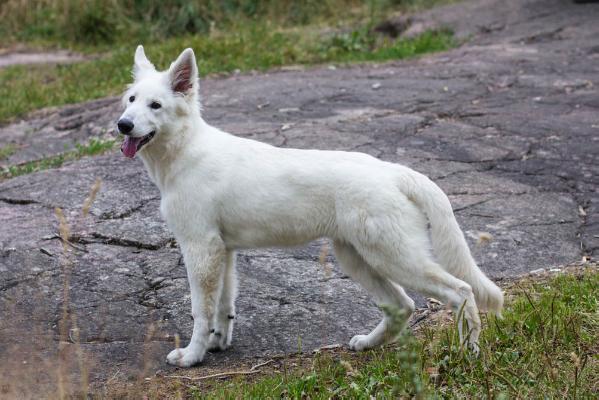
117;118;135;135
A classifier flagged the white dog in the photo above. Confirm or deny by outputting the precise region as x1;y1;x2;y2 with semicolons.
117;46;503;367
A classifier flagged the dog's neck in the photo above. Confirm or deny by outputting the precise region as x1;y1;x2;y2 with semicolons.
138;112;206;193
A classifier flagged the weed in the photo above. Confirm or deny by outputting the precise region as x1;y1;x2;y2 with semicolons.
52;178;103;399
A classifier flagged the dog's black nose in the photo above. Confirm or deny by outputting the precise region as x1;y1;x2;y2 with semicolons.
117;118;134;135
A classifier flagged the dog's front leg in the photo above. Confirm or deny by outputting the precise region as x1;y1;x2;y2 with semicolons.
208;251;237;351
167;237;226;367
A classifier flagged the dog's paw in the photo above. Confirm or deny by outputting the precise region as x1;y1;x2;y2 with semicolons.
207;330;230;352
166;346;204;367
468;341;480;356
349;334;371;351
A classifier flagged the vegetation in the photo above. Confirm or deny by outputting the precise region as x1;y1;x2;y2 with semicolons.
189;270;598;398
106;269;598;399
0;1;457;123
0;138;115;179
0;28;454;122
0;143;16;160
0;0;451;46
0;0;360;45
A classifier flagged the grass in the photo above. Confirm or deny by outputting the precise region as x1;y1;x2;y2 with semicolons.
0;0;455;47
0;143;16;160
108;268;598;399
0;28;454;123
0;137;115;179
0;0;458;124
0;0;368;46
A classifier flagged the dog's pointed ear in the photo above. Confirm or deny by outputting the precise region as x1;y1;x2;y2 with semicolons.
133;45;155;78
168;48;198;95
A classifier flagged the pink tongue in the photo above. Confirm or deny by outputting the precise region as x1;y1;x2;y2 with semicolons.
121;136;142;158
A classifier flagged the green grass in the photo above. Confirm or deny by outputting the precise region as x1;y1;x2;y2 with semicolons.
0;28;454;123
0;0;458;123
0;0;372;46
188;270;598;399
0;144;17;160
1;137;115;179
1;0;456;47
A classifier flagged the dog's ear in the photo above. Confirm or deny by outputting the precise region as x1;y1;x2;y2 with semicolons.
133;45;155;78
168;48;198;96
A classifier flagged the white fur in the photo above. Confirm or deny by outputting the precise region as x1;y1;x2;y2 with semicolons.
118;46;504;367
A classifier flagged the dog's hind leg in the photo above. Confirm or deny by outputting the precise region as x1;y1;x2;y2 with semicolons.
342;196;482;352
333;240;415;351
355;238;482;352
400;262;481;352
208;250;238;351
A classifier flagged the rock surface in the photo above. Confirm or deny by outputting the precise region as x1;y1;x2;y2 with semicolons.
1;0;598;391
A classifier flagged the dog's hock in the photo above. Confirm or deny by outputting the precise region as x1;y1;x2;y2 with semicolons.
169;48;198;95
133;45;155;78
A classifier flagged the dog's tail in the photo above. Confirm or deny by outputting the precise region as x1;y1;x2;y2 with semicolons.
400;168;503;317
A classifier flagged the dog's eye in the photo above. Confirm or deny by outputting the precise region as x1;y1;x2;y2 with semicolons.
129;95;135;102
150;101;162;110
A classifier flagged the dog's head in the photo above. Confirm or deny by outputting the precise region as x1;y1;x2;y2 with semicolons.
117;46;200;158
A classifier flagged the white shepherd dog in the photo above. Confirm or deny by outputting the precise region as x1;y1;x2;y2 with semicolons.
117;46;503;367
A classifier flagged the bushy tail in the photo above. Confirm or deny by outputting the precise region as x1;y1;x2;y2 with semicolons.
401;168;504;317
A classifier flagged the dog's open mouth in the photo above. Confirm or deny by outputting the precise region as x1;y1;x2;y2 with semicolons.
121;131;155;158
